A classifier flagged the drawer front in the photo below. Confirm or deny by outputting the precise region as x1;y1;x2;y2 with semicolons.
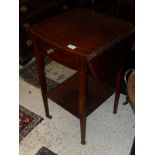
38;40;78;70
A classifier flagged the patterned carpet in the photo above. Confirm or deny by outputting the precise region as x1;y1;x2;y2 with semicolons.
36;146;58;155
19;105;43;142
19;59;76;92
19;59;58;92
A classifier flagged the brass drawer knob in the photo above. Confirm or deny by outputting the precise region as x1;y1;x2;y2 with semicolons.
20;5;28;13
47;48;54;54
23;22;30;32
23;22;30;28
26;39;32;47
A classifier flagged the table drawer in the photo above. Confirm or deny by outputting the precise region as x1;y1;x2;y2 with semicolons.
38;40;78;69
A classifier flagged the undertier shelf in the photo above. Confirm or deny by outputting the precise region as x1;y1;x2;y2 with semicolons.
47;73;114;118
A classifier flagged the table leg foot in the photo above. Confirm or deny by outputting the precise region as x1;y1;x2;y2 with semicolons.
123;96;129;105
113;111;117;114
81;140;86;145
123;100;128;105
46;114;52;119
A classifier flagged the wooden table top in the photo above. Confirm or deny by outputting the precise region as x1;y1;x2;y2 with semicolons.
30;8;134;59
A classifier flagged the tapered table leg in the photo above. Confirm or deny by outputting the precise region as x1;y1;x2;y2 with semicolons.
78;59;87;145
113;68;124;114
33;37;52;119
130;137;135;155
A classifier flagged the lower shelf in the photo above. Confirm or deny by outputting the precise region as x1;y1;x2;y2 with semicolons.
47;73;114;118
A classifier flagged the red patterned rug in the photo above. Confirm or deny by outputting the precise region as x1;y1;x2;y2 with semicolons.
19;105;43;142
